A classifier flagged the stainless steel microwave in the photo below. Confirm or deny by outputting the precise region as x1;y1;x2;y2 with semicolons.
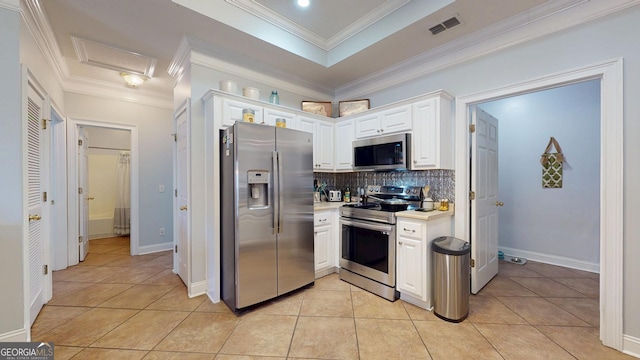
353;133;411;171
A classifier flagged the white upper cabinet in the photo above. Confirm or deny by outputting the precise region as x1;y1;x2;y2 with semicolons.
264;108;296;127
334;119;355;171
355;105;412;138
411;94;453;170
299;115;334;171
222;98;264;127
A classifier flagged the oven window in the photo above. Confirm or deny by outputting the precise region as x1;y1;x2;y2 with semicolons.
342;224;389;273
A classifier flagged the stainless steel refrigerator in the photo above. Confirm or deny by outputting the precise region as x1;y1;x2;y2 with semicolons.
220;122;314;311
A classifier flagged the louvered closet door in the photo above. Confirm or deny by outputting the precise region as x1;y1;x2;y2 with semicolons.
27;84;45;325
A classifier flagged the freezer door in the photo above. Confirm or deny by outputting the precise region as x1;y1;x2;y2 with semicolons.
276;127;315;295
235;122;278;308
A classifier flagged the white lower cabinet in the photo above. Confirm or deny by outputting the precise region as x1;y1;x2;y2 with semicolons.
396;215;452;309
314;209;338;278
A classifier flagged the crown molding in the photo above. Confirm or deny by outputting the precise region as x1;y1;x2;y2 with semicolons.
226;0;410;51
0;0;19;11
335;0;640;99
63;75;173;109
169;35;333;100
189;49;333;101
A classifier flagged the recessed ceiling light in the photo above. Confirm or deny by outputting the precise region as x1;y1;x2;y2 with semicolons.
297;0;310;8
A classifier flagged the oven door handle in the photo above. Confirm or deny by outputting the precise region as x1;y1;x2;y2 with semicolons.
340;218;394;233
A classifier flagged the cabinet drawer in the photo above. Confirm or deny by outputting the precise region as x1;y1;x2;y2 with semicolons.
398;221;424;239
314;212;333;226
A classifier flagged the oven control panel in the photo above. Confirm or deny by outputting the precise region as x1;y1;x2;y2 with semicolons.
366;185;422;196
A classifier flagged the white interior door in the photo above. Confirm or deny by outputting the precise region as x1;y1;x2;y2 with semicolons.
175;105;189;284
26;83;46;325
78;127;89;261
471;106;500;294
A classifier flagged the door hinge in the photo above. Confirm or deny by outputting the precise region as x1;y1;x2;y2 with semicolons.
42;119;47;130
470;259;475;268
469;124;476;133
42;191;47;202
175;245;178;253
78;236;83;244
43;264;48;275
78;187;83;194
175;189;178;197
172;133;177;142
469;191;475;200
78;139;83;146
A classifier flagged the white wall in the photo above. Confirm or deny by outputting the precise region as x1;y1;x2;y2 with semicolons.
480;80;600;269
358;6;640;339
65;93;174;249
0;5;25;339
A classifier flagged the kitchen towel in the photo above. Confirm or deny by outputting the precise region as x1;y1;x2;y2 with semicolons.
540;137;564;188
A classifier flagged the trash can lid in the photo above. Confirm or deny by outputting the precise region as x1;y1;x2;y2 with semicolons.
432;236;470;255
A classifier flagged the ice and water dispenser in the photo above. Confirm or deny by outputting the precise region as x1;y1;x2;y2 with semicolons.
247;170;269;209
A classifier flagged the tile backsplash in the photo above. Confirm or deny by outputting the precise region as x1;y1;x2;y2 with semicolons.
314;170;455;202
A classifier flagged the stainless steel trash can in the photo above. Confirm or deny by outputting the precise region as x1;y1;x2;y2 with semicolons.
432;236;470;322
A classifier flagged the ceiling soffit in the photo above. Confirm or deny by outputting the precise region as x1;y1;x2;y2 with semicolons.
172;0;454;67
235;0;406;50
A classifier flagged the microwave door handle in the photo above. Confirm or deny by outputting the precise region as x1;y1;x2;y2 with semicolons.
277;151;284;234
272;151;278;235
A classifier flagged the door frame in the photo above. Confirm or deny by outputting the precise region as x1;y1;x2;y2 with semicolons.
454;58;623;349
66;118;139;266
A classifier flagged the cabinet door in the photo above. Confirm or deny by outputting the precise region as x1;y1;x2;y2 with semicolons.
335;119;354;170
316;120;335;170
411;99;438;169
264;108;295;127
314;224;332;271
222;99;263;127
380;105;412;135
355;112;381;138
396;236;425;301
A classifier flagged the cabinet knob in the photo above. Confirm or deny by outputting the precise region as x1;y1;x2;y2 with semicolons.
413;160;417;164
376;129;380;133
398;241;403;245
380;129;384;132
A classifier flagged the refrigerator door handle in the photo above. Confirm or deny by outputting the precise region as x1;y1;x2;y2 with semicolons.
272;151;279;234
277;150;284;234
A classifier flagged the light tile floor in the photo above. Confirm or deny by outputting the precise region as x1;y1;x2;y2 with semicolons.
34;237;634;359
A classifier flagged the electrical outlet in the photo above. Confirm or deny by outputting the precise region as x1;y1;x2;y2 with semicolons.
159;227;165;236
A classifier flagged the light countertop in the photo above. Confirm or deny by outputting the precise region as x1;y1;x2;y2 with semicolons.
396;209;454;221
313;201;345;210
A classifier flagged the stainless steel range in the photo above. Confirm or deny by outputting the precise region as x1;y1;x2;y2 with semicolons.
339;185;422;301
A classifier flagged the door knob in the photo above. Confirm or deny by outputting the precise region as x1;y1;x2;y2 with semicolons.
495;201;504;207
88;197;95;200
29;214;41;221
180;206;187;211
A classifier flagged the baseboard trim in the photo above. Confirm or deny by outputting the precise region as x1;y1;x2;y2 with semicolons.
624;335;640;358
315;266;338;279
89;233;116;240
0;328;28;342
138;242;173;255
206;290;221;304
189;280;207;298
498;246;599;273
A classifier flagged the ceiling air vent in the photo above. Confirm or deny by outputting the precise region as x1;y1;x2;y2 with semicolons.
429;16;461;35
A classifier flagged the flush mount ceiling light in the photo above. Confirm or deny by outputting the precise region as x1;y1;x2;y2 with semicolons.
120;72;147;88
296;0;310;8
